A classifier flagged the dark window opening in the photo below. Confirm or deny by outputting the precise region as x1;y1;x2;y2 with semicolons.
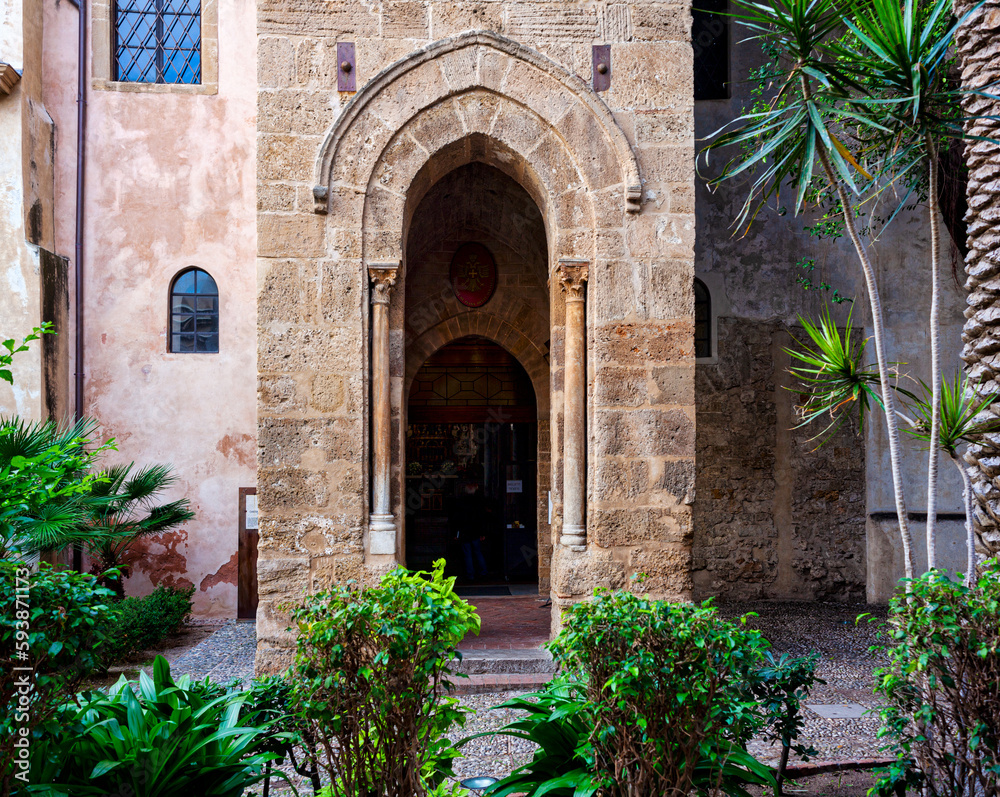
695;279;711;358
114;0;201;84
693;0;729;100
170;268;218;353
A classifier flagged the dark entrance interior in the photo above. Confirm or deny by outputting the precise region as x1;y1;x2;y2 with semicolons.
405;337;538;588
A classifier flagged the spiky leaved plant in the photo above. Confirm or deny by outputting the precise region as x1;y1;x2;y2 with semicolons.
84;463;195;597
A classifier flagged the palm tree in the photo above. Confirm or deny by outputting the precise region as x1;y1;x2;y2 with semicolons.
955;0;1000;560
84;463;195;597
0;416;113;559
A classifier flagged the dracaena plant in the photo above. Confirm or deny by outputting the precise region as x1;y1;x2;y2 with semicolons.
703;0;997;583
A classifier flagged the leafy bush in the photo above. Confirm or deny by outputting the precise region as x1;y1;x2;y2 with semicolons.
748;650;823;790
873;563;1000;796
545;590;774;797
288;559;480;797
101;584;195;663
27;656;286;797
0;561;115;797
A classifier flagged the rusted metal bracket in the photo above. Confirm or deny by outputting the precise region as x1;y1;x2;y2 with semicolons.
337;42;356;92
592;44;611;92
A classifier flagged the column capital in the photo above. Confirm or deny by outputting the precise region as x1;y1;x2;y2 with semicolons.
368;263;399;305
556;259;589;302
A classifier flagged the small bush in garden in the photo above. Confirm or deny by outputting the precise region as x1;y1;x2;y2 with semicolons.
873;563;1000;797
101;584;194;663
27;656;287;797
0;561;115;797
288;559;480;797
748;650;823;791
549;589;772;797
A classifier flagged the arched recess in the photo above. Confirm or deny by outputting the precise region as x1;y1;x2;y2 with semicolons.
405;315;550;419
316;30;641;223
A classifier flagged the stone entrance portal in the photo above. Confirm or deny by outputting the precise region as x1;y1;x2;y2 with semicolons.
255;29;697;673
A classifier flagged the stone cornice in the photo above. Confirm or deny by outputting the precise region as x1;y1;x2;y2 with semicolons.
0;63;22;96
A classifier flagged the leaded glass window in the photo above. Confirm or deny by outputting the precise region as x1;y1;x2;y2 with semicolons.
170;268;218;353
695;279;711;358
693;0;729;100
114;0;202;84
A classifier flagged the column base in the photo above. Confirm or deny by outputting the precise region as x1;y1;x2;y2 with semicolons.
560;525;586;551
369;514;397;555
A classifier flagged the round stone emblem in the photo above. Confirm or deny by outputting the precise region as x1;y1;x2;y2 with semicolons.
449;243;497;308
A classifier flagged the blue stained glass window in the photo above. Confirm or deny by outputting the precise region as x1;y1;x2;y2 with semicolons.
170;268;219;353
115;0;201;84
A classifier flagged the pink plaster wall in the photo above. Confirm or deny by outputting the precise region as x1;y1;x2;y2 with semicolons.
63;0;258;615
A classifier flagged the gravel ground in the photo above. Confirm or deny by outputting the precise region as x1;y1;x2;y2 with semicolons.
169;602;894;795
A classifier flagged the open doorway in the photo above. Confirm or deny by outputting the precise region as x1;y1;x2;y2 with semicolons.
405;337;538;593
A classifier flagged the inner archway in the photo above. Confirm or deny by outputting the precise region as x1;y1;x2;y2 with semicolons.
406;337;539;590
402;161;552;599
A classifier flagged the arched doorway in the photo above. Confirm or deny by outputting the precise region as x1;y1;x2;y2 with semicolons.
406;337;538;588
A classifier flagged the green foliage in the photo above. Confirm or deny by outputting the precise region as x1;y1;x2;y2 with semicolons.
872;563;1000;796
84;462;195;596
0;325;52;386
0;562;115;796
903;373;1000;456
0;417;115;559
546;590;774;797
786;304;892;442
794;258;853;304
288;560;481;797
747;650;823;783
27;655;287;797
101;585;194;664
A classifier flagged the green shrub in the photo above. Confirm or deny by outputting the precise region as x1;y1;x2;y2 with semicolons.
27;656;286;797
288;559;480;797
548;590;772;797
101;584;194;663
873;563;1000;796
0;561;115;797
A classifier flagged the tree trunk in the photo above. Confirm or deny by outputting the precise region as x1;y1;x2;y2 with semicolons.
927;136;942;571
956;0;1000;560
950;452;978;587
816;146;916;582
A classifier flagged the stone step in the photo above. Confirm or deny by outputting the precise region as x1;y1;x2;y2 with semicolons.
453;647;557;675
451;671;555;695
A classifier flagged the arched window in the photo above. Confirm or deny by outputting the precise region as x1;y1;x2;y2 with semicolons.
170;268;219;352
694;278;711;359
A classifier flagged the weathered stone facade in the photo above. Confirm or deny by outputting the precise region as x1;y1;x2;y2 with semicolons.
693;319;866;601
255;6;697;669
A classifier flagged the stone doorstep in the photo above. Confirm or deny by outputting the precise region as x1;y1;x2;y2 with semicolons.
453;648;557;675
451;671;555;696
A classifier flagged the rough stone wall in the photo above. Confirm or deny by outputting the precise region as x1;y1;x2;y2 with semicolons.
693;319;866;601
255;2;697;669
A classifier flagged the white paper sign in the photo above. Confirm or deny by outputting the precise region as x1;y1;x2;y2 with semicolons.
506;480;523;493
246;494;259;530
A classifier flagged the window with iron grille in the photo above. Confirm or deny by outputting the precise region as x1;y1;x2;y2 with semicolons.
170;268;218;353
693;0;730;100
114;0;201;84
695;279;711;358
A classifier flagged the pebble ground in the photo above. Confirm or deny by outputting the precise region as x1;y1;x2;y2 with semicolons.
167;600;893;795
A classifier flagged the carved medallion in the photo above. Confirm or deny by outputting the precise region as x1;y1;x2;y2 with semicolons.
449;243;497;308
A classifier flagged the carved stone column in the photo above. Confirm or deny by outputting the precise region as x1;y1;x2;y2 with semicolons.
368;264;399;555
558;260;589;550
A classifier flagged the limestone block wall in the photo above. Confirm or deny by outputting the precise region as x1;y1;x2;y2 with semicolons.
255;2;697;668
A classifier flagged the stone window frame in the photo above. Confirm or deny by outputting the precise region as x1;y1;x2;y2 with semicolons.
91;0;218;95
694;274;727;365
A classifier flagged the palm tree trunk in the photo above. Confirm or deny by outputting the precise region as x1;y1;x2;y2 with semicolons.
956;0;1000;561
816;146;916;582
926;135;942;571
950;452;978;587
